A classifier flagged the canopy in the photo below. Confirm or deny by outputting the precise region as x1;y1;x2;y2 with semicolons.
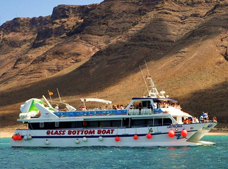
80;98;112;104
20;98;43;114
161;107;192;117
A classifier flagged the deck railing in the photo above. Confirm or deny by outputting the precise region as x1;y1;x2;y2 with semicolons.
54;109;128;117
128;109;152;115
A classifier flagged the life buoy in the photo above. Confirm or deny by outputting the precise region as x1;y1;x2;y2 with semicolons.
83;120;87;127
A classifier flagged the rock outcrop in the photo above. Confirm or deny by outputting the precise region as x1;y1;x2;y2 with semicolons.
1;0;228;126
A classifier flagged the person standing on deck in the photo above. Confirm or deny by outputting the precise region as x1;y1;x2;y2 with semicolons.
138;103;142;115
55;104;59;112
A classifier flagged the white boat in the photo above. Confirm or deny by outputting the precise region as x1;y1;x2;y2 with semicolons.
10;76;217;147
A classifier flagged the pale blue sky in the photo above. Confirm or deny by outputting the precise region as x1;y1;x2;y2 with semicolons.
0;0;103;26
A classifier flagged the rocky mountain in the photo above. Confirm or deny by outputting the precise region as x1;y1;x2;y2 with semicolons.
1;0;228;130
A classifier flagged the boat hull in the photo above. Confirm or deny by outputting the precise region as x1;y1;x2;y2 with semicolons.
10;122;217;147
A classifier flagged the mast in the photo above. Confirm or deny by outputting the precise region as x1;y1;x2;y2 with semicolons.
139;65;149;95
56;88;62;102
143;61;165;98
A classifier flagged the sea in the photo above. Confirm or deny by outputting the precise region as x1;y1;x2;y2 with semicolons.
0;136;227;169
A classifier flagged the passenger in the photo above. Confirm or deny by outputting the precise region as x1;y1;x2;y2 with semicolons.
177;104;182;110
83;120;87;127
154;102;157;109
157;102;161;108
202;112;207;121
199;115;203;123
113;105;117;110
64;107;68;112
120;105;124;109
183;118;187;124
82;105;86;111
206;112;209;122
55;104;59;112
193;117;197;123
188;117;192;124
195;117;199;123
160;101;164;108
203;112;209;122
163;102;168;108
213;116;217;122
148;103;153;109
130;105;134;109
138;103;142;115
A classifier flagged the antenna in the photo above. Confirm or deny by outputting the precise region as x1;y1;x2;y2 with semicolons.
145;60;150;76
42;95;53;108
139;65;149;95
56;88;62;102
143;61;161;98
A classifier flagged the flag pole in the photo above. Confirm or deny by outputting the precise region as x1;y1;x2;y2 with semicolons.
48;90;52;102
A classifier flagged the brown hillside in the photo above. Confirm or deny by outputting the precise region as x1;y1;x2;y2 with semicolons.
1;0;228;131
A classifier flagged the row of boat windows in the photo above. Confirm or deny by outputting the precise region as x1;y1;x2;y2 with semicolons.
28;118;172;129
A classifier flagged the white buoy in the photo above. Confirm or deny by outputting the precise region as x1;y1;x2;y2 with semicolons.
27;135;32;140
45;139;50;145
23;135;28;140
83;137;87;142
75;139;80;144
99;136;103;141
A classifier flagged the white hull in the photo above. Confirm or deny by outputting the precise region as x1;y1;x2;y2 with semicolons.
10;122;216;147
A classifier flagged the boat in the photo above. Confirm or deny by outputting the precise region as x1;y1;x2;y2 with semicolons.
10;74;217;147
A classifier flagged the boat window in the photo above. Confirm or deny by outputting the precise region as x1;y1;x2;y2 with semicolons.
39;122;44;128
84;120;122;128
142;101;152;108
58;122;71;128
163;118;172;125
28;117;172;130
154;119;162;126
45;122;55;129
71;122;77;128
100;121;111;127
123;118;131;128
111;120;121;127
55;122;59;127
88;121;99;128
73;121;83;128
146;119;153;126
131;119;146;127
29;123;39;129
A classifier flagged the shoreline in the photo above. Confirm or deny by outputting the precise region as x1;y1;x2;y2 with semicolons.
1;131;227;138
205;131;228;136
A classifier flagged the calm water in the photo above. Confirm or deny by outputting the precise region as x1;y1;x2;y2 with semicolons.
0;136;227;169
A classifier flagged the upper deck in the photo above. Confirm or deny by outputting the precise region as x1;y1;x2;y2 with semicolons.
18;95;191;126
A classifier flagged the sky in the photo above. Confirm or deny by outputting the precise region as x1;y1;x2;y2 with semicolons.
0;0;103;26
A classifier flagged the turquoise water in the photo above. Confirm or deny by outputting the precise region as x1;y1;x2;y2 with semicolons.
0;136;227;169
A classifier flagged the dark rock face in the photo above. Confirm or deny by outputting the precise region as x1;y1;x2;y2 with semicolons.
32;27;53;48
51;5;98;20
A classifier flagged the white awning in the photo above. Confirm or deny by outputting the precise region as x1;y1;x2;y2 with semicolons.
162;107;192;117
80;98;112;104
